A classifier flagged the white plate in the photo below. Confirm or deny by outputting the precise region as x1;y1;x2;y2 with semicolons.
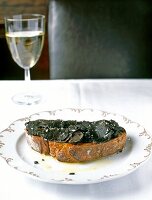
0;108;152;184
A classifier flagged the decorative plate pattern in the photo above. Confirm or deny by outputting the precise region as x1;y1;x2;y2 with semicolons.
0;108;152;184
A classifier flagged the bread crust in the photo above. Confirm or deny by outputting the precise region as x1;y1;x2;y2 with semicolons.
25;130;127;163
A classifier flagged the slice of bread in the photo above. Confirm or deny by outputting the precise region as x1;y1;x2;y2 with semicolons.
25;119;127;163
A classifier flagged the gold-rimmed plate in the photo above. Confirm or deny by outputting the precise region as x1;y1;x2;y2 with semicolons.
0;108;152;184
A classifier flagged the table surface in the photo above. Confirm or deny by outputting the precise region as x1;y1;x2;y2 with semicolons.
0;79;152;200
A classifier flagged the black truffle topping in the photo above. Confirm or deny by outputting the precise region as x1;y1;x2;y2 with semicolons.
25;119;125;144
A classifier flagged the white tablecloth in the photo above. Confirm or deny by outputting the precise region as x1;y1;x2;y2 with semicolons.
0;79;152;200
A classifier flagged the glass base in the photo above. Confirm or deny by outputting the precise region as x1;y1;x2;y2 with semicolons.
12;92;41;105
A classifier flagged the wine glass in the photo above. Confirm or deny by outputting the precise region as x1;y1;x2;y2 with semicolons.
4;14;45;105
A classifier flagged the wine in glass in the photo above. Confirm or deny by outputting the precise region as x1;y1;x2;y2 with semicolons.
4;14;45;105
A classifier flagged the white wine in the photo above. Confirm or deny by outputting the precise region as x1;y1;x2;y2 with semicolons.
4;14;45;105
5;31;44;69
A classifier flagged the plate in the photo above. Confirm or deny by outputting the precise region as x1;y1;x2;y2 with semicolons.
0;108;152;184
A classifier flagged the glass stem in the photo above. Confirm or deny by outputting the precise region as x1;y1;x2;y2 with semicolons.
24;68;31;82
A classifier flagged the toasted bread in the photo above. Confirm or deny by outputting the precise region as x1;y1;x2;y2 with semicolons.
25;119;127;163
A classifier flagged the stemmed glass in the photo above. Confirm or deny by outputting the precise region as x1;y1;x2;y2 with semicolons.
4;14;45;105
